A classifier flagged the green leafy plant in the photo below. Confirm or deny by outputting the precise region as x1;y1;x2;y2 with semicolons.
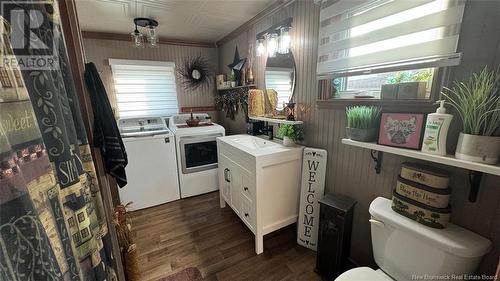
442;66;500;136
385;69;433;84
277;124;303;141
346;106;382;129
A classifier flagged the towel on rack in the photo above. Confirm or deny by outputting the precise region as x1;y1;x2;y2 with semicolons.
84;62;128;187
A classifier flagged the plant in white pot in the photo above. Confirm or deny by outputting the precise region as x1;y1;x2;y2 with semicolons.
442;67;500;164
346;106;382;142
277;124;303;147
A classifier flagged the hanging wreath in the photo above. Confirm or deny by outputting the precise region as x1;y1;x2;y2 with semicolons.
177;55;211;91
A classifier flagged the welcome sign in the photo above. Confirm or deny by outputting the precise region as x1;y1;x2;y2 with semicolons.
297;148;327;251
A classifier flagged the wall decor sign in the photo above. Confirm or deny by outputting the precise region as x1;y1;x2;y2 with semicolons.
378;113;425;149
297;148;327;251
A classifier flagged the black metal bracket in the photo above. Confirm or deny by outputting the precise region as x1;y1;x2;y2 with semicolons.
370;150;383;174
468;171;483;202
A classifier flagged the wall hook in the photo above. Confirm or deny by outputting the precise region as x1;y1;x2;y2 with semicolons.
370;150;383;174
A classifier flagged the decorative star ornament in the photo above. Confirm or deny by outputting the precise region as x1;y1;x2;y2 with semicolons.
227;47;246;72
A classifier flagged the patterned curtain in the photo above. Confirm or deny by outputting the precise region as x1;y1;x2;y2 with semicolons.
0;1;117;280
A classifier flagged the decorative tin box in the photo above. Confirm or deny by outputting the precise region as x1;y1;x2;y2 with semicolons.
400;162;449;189
392;190;450;229
395;176;451;208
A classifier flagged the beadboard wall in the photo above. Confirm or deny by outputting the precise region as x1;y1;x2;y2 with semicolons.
217;0;500;274
83;38;219;122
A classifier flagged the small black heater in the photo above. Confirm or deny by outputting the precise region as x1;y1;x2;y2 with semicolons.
315;193;357;279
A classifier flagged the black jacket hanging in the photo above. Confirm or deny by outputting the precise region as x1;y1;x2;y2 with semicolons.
84;62;128;187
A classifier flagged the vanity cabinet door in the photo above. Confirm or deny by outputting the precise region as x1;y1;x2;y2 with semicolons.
218;154;231;203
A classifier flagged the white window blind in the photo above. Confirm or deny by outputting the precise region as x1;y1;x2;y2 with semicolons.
265;68;294;110
109;59;179;118
317;0;465;79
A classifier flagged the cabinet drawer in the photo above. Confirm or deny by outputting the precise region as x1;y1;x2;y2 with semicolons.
240;197;255;231
241;173;255;202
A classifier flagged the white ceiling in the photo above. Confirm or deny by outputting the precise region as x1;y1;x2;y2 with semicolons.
75;0;276;43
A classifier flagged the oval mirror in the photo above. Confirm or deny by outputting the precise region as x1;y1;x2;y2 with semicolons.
265;52;296;111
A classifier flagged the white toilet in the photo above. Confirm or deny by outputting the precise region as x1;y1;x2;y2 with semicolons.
336;197;492;281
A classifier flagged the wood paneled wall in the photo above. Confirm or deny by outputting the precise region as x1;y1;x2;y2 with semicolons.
218;0;499;274
82;38;219;122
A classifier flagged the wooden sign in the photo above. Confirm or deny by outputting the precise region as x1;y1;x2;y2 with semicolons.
297;148;327;251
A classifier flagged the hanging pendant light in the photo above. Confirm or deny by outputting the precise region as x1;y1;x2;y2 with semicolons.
131;25;144;48
278;26;291;54
256;37;265;57
147;25;158;47
266;33;278;58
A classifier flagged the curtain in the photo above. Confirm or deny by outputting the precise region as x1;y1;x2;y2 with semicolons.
1;1;116;280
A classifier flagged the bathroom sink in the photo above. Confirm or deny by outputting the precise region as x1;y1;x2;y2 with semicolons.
217;134;301;157
228;135;280;149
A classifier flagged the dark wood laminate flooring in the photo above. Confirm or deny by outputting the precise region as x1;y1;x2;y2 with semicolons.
130;191;322;281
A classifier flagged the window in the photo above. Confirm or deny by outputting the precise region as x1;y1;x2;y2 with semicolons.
317;0;465;100
13;69;23;87
109;59;179;118
265;68;294;110
73;232;81;244
77;212;85;223
80;227;90;239
0;69;13;88
68;217;75;228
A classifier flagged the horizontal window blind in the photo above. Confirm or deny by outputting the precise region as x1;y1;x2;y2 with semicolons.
265;68;294;110
109;59;179;118
317;0;465;79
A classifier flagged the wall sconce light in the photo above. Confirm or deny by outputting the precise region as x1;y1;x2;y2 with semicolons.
256;37;265;57
266;33;279;57
278;26;291;54
255;17;293;58
131;18;159;48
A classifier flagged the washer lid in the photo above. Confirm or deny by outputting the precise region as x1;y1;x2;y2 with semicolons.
336;267;391;281
369;197;492;258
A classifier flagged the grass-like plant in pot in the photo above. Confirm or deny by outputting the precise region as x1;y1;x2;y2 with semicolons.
346;106;382;142
277;124;303;146
442;67;500;164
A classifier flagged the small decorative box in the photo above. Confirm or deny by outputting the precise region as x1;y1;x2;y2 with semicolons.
392;190;451;229
395;176;451;208
401;162;449;189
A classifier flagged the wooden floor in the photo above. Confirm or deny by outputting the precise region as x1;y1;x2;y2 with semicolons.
130;191;322;281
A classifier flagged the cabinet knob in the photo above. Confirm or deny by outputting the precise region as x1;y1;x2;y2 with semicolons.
244;213;249;217
244;187;248;191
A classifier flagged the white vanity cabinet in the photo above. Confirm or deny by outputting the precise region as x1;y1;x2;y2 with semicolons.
217;135;303;254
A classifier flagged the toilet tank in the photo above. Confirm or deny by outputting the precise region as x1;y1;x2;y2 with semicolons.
369;197;491;281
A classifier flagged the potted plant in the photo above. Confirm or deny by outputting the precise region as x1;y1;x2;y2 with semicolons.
381;69;433;99
442;67;500;164
346;106;382;142
277;124;303;146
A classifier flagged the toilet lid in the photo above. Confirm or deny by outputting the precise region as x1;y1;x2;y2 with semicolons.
336;267;392;281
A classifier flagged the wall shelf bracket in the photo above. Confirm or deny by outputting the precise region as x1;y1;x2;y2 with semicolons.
370;150;383;174
468;170;483;203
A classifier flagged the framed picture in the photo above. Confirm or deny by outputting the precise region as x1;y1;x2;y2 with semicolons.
378;113;425;149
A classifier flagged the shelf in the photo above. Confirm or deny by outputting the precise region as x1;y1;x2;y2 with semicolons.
341;139;500;176
250;116;303;125
217;84;255;91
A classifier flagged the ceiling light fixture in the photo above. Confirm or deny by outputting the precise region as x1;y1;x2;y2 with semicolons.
131;17;159;48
